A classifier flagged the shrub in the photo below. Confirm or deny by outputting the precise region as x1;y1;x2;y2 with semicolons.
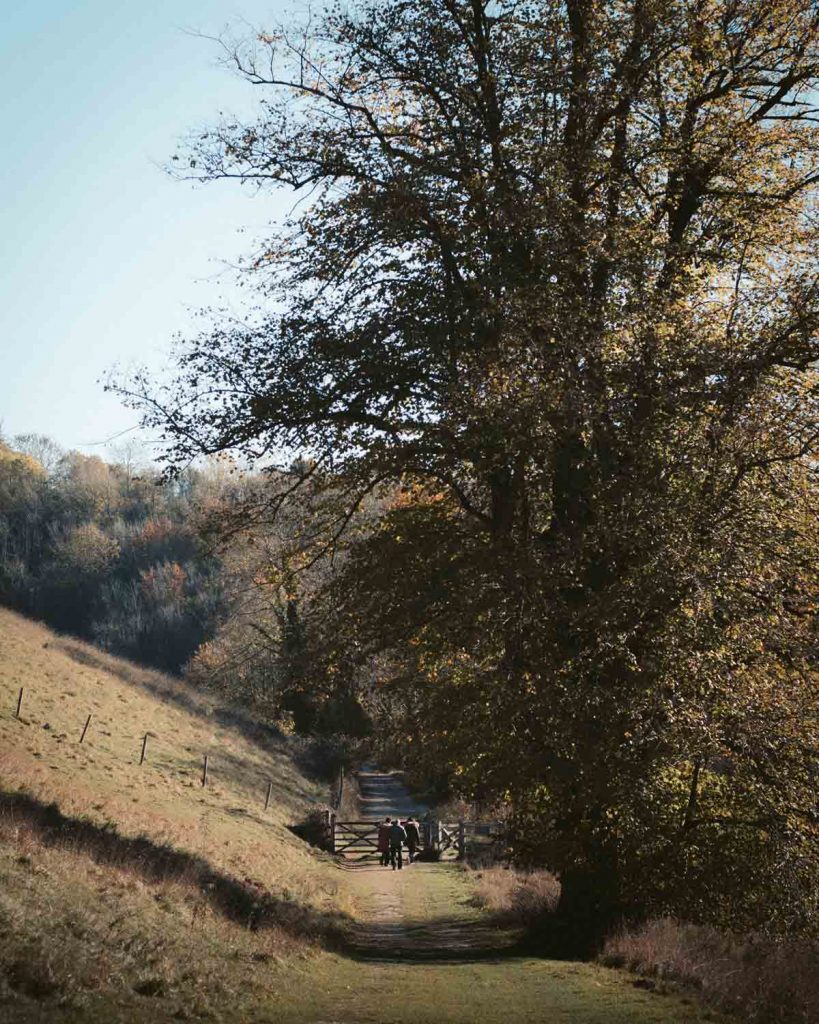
469;865;560;925
602;918;819;1024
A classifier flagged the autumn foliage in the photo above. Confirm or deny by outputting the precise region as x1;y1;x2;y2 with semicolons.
120;0;819;947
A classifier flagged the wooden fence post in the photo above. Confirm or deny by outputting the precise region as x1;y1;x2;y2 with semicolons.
15;687;23;719
264;781;272;811
79;714;92;744
201;754;209;787
457;821;466;860
330;811;336;854
139;733;149;765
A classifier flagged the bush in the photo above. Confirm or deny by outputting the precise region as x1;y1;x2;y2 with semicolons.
290;808;333;851
602;918;819;1024
468;865;560;925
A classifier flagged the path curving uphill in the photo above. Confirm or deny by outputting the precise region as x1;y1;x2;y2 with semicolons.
356;762;428;820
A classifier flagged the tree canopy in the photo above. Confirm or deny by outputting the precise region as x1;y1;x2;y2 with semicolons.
120;0;819;947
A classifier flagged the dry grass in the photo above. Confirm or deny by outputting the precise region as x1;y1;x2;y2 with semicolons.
0;790;349;944
0;610;731;1024
0;608;359;1017
0;608;339;906
0;811;322;1019
602;917;819;1024
467;864;560;924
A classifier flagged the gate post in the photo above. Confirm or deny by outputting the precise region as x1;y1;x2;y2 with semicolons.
457;821;466;860
329;811;336;854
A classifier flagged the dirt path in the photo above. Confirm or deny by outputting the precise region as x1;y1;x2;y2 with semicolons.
266;768;722;1024
265;859;721;1024
344;861;519;961
355;762;427;820
345;765;506;960
343;770;499;958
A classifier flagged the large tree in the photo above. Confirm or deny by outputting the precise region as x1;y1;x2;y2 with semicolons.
121;0;819;946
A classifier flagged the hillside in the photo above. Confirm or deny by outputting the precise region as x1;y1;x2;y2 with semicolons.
0;608;347;1020
0;607;334;883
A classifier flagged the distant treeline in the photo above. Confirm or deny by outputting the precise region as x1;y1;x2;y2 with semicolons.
0;434;372;739
0;434;226;673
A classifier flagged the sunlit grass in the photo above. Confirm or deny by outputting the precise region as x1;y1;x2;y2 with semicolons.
0;608;336;903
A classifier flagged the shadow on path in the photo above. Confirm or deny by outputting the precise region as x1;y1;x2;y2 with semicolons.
346;915;524;964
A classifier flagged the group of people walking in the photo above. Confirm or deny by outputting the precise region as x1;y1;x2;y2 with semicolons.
377;815;421;869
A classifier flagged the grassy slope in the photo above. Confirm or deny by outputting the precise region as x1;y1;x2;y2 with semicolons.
0;608;328;882
0;610;724;1023
0;607;348;1019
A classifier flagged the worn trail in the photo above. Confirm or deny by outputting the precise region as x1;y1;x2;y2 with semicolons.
355;762;428;820
344;861;519;962
346;765;502;960
274;769;721;1024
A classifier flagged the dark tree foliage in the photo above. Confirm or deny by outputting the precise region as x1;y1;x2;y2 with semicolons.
120;1;819;947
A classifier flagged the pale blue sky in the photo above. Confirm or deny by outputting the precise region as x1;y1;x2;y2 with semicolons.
1;0;294;457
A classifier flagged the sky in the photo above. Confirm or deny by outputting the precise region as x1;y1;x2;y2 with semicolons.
1;0;296;460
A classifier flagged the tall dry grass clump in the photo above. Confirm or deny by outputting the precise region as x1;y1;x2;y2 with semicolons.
602;918;819;1024
468;865;560;924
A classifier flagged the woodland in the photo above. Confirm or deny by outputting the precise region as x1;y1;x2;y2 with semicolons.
0;436;368;732
6;0;819;956
0;436;225;674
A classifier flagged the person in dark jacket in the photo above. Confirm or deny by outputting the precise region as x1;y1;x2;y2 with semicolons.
388;818;407;870
404;816;420;863
377;817;391;867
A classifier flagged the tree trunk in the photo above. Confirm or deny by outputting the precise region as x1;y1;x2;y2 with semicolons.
554;858;625;957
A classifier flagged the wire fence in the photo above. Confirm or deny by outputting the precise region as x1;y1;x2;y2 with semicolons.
4;684;319;819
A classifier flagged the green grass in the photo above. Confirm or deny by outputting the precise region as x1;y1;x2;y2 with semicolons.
281;957;717;1024
274;864;723;1024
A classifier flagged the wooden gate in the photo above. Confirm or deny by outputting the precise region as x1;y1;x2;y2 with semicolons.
325;815;381;856
325;814;505;860
434;821;465;859
426;820;506;860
